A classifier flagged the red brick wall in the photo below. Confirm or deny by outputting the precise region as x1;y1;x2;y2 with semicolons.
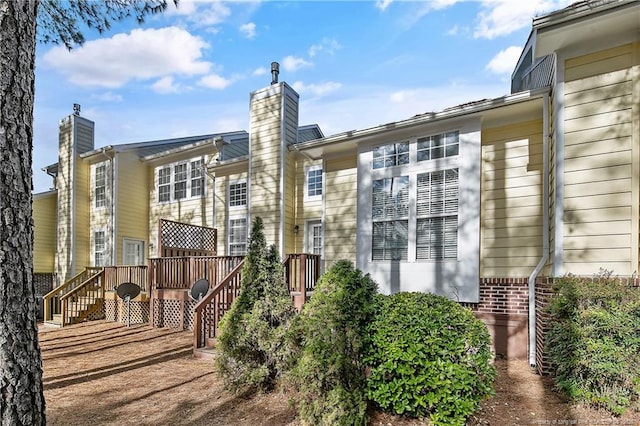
462;278;530;359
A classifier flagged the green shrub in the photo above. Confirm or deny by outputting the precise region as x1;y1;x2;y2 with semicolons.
365;292;495;426
546;273;640;415
215;217;297;393
287;260;378;426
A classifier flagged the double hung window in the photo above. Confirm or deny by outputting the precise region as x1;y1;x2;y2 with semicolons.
156;158;206;203
94;164;106;208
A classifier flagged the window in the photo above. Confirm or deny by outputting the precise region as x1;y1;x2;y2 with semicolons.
191;159;204;197
417;131;459;162
228;217;247;255
158;167;171;203
156;158;206;203
371;176;409;261
94;164;106;208
416;169;459;260
94;231;106;267
229;181;247;208
306;167;323;199
174;163;188;200
369;130;461;262
372;141;409;169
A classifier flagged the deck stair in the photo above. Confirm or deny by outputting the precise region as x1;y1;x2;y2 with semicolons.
43;267;105;327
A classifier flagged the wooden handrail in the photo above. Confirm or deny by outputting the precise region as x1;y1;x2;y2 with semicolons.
43;267;102;322
59;270;104;326
192;253;322;352
193;260;245;349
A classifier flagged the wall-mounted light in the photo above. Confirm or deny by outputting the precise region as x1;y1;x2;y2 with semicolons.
293;225;299;234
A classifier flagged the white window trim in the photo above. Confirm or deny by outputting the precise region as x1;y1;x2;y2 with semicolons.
227;215;248;256
356;122;481;303
228;179;248;211
93;162;107;210
304;165;323;202
155;157;207;204
92;228;108;267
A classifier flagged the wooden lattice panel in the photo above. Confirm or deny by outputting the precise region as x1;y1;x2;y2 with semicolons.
183;300;196;331
105;300;118;322
85;302;105;321
153;299;182;329
159;219;217;257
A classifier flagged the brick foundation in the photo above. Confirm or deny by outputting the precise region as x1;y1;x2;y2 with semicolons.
463;278;530;360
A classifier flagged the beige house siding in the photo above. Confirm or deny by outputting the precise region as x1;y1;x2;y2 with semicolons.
481;120;544;277
33;191;57;273
55;116;93;283
73;159;91;273
56;119;73;281
148;160;214;257
293;158;323;253
323;154;357;266
250;88;283;249
213;168;248;257
561;43;638;274
115;152;149;264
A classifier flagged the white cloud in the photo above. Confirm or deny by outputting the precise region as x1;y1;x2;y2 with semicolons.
43;27;211;88
486;46;522;75
281;55;313;72
190;1;232;27
166;0;197;16
93;92;122;102
375;0;393;12
253;66;267;76
198;73;233;90
151;76;185;94
474;0;575;39
308;37;342;57
240;22;256;39
291;81;342;97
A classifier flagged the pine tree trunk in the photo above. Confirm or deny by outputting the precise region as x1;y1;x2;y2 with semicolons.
0;1;46;424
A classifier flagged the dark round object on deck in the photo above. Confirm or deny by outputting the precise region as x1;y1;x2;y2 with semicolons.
189;278;210;301
116;282;141;300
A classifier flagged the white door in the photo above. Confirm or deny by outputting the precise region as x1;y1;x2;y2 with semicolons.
307;220;323;256
123;239;145;265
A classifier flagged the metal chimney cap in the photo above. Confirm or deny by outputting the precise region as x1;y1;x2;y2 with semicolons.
271;61;280;85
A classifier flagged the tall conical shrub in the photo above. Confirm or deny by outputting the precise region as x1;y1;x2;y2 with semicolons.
215;217;297;393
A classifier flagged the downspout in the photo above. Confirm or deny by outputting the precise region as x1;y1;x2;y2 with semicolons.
528;91;550;367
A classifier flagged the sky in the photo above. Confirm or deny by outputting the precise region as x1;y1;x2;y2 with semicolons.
32;0;575;193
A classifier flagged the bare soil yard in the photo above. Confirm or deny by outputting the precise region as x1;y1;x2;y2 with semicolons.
40;321;639;425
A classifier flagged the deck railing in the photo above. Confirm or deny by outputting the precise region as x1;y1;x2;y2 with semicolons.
284;253;321;311
193;260;244;349
59;270;105;326
103;265;148;292
192;253;321;351
148;256;244;289
43;267;103;323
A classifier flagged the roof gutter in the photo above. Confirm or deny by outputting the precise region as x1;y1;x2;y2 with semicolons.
528;90;551;367
295;88;549;153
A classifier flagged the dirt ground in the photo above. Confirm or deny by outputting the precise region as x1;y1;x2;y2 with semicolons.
40;321;640;426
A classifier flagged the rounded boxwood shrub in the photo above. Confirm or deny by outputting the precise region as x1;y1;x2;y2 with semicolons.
365;292;495;426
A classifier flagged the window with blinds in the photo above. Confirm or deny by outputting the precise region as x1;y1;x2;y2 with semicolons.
228;217;247;255
372;176;409;261
416;168;459;260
